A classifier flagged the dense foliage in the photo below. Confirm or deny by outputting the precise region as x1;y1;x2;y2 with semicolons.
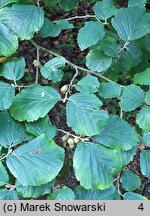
0;0;150;200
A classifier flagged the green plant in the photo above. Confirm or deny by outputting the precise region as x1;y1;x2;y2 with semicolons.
0;0;150;200
19;0;99;11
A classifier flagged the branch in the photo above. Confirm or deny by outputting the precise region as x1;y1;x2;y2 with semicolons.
11;84;35;88
116;173;124;198
119;41;129;53
120;109;123;119
35;46;40;84
37;0;40;7
0;147;12;161
63;67;79;103
66;15;96;21
64;14;107;25
30;40;124;87
51;9;108;25
57;129;89;142
5;184;16;191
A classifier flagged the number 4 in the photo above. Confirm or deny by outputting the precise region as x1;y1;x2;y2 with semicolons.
138;203;144;211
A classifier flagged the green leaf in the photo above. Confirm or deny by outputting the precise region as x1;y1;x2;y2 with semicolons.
40;18;62;38
59;0;78;11
0;189;18;200
119;84;144;112
41;18;74;39
120;169;141;192
0;0;19;8
0;162;9;186
140;150;150;178
43;0;57;8
142;132;150;147
0;82;15;110
25;116;56;139
102;70;119;82
40;57;66;83
133;68;150;85
87;0;97;3
143;34;150;53
132;57;149;75
66;93;108;136
43;0;58;9
93;115;139;151
124;192;147;200
100;37;119;58
112;7;150;41
136;108;150;132
77;21;105;51
7;135;64;186
119;147;137;166
16;180;55;198
128;0;146;7
86;50;112;72
19;0;30;4
0;23;18;57
74;185;119;200
1;4;44;40
9;84;60;122
145;89;150;105
94;0;117;20
0;112;30;148
0;57;25;81
75;75;100;93
56;19;74;29
112;42;142;72
73;142;122;190
99;82;122;98
48;186;75;200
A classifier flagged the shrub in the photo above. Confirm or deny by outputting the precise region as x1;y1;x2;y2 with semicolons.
0;0;150;200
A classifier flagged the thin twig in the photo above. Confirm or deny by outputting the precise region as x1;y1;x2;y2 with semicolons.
37;0;40;7
120;109;123;118
94;16;104;24
14;80;17;86
11;84;35;88
35;47;40;84
53;14;105;25
57;129;89;142
30;40;124;87
119;41;129;53
66;14;96;21
5;184;16;191
104;19;109;25
0;147;12;161
116;173;124;198
63;67;79;103
113;176;119;183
